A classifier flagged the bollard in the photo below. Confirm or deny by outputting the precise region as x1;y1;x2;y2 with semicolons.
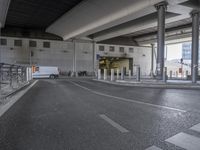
176;71;178;78
98;69;101;80
111;69;114;81
163;67;167;82
117;69;119;80
170;70;172;79
121;68;124;80
186;70;189;78
129;70;131;79
104;69;107;80
136;66;140;82
9;66;13;87
16;67;19;84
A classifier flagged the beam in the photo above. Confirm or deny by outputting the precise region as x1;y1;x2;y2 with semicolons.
0;0;11;28
46;0;166;40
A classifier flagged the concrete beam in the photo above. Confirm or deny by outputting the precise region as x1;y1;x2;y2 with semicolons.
93;14;190;42
0;0;11;28
47;0;168;40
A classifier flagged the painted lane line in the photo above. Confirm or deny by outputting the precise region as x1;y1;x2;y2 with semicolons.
70;81;186;113
145;146;162;150
0;80;38;117
99;114;129;133
166;132;200;150
190;123;200;133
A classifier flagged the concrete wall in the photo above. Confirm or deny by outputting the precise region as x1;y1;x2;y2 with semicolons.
0;37;94;74
0;36;152;76
96;44;152;76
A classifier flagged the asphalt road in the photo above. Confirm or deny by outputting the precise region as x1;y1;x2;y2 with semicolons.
1;78;200;150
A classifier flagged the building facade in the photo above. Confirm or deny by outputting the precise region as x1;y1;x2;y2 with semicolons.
0;36;152;76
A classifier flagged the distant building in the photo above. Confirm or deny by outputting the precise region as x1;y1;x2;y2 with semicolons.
182;42;200;60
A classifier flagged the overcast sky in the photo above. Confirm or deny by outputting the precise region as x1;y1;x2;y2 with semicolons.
167;44;182;60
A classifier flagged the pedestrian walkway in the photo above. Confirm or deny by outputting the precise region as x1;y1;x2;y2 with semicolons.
94;78;200;89
145;123;200;150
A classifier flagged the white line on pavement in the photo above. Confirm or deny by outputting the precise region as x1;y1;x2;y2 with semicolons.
70;81;186;113
0;80;38;117
166;132;200;150
190;123;200;133
99;114;129;133
145;146;163;150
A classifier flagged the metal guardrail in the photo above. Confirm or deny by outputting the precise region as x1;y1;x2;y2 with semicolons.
0;63;27;90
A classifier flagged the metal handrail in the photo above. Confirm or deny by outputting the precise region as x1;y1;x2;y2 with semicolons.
0;63;28;90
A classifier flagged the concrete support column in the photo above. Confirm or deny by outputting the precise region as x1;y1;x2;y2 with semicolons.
0;25;1;63
155;2;167;80
92;41;96;76
98;69;101;80
151;43;155;77
72;39;77;77
104;69;107;80
111;69;114;81
117;69;120;80
191;11;200;83
0;64;2;90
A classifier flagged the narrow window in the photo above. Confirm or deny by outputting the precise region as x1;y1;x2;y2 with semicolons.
14;40;22;47
109;46;115;52
0;39;7;45
29;40;37;47
119;47;125;53
99;45;105;51
43;41;50;48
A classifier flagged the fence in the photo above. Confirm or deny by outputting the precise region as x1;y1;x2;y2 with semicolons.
0;63;32;91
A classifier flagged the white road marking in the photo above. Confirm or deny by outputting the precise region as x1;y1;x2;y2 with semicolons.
166;132;200;150
145;146;162;150
99;114;129;133
190;123;200;133
70;81;186;113
0;80;38;117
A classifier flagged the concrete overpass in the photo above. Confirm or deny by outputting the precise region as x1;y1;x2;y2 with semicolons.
0;0;199;82
1;1;200;150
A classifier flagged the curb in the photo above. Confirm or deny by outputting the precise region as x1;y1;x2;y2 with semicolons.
93;79;200;90
0;81;31;100
0;80;38;118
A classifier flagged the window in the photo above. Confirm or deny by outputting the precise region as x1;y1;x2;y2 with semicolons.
0;39;7;45
14;40;22;47
99;45;105;51
29;40;37;47
43;41;50;48
35;67;39;71
119;47;125;53
129;47;134;53
109;46;115;52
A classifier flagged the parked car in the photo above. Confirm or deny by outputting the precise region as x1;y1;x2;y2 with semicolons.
32;66;59;79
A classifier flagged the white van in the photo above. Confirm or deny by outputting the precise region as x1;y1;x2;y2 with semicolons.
32;66;59;79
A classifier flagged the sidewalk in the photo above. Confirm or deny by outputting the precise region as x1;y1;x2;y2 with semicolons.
0;81;30;100
93;78;200;89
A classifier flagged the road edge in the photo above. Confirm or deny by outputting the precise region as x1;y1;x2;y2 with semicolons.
0;80;38;118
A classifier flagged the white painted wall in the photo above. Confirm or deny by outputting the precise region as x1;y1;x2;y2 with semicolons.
0;37;93;74
96;44;152;76
0;37;152;76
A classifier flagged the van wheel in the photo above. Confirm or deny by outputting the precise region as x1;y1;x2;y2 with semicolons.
49;75;55;79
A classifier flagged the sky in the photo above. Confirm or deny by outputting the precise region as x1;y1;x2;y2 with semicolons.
166;44;182;60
